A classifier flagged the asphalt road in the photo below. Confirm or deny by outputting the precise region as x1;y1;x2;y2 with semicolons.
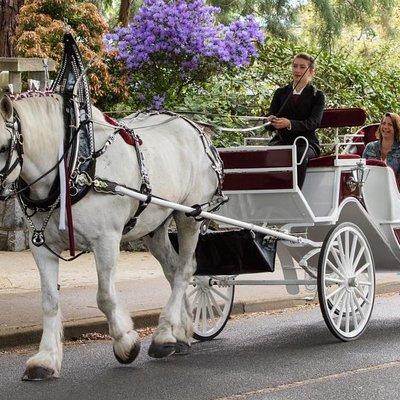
2;294;400;400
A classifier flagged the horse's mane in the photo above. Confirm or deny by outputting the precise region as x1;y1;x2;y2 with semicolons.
11;93;64;157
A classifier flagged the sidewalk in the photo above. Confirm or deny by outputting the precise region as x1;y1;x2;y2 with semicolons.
1;250;400;349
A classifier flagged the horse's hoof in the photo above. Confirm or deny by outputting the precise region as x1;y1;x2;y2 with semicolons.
148;342;176;359
21;366;56;381
174;341;190;356
113;341;141;364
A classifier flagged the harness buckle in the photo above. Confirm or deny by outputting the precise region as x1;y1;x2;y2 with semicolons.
76;172;92;187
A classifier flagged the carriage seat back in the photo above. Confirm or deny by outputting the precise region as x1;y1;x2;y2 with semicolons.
217;146;319;224
318;107;376;157
219;147;295;191
319;108;367;129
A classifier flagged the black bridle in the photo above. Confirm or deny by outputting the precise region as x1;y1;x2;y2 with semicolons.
0;116;24;190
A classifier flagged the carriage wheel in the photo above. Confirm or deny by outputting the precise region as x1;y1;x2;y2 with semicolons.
318;222;375;341
187;276;235;341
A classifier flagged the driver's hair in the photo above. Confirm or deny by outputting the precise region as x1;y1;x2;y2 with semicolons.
293;53;316;70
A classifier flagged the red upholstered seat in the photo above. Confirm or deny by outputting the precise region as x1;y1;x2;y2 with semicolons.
366;159;387;167
308;154;360;168
319;108;367;129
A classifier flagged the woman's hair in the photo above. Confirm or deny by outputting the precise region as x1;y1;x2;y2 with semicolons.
293;53;316;69
376;112;400;142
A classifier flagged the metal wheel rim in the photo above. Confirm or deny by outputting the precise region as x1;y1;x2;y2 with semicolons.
320;224;375;339
187;276;234;339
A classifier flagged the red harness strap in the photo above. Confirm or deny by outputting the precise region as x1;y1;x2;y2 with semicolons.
103;113;142;146
64;159;76;256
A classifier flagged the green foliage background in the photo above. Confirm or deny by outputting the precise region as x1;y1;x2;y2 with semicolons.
119;35;399;147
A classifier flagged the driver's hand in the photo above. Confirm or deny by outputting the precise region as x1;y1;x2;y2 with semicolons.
271;118;291;130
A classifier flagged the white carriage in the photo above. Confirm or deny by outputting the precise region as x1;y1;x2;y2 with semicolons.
184;108;400;342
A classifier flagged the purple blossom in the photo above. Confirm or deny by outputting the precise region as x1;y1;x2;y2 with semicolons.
104;0;264;71
151;94;165;110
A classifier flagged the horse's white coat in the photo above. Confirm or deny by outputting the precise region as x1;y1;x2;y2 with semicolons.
0;94;218;377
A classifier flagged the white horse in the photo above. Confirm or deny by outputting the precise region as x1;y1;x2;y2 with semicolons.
0;93;219;380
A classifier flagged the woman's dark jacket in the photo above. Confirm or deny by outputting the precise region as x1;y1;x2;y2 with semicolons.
268;83;325;155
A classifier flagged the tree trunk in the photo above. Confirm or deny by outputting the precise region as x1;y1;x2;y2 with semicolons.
118;0;131;27
0;0;24;57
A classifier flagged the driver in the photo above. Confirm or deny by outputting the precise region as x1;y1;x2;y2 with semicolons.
266;53;325;188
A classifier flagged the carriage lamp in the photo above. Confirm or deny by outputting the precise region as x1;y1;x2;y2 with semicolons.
347;160;369;198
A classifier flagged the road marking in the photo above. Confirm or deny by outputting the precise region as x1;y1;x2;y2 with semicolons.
213;360;400;399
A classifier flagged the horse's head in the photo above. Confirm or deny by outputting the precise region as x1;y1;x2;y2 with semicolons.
0;96;23;195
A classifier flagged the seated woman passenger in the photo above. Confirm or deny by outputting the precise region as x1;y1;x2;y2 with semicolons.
362;112;400;175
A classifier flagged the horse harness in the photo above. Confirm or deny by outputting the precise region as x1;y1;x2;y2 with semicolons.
1;97;225;260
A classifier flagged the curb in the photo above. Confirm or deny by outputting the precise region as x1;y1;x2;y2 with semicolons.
1;281;399;350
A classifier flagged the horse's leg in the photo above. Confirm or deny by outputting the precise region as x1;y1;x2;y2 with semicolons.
93;235;140;364
22;247;63;381
142;217;177;287
147;213;199;358
142;217;184;357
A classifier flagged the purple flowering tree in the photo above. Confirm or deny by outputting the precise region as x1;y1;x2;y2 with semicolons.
105;0;264;109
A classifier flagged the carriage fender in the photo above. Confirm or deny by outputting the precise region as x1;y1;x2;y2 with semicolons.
336;198;400;272
290;197;400;272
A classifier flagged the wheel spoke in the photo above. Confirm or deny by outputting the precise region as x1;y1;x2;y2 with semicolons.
357;281;372;287
353;245;366;270
331;286;344;304
194;294;202;328
329;287;346;316
344;230;350;266
327;259;346;280
191;290;201;311
325;276;345;284
326;285;345;300
201;296;207;334
349;291;358;329
210;286;230;302
187;288;197;298
354;286;371;304
209;291;224;317
349;233;358;272
337;234;347;269
331;246;346;274
352;291;365;319
335;292;347;329
355;262;370;276
205;294;216;326
345;293;351;333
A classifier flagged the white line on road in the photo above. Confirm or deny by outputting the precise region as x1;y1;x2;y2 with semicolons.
213;360;400;399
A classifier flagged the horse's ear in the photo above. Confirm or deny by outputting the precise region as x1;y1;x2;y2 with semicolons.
0;96;13;121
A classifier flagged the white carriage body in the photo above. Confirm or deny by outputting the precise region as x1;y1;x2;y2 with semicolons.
183;108;393;342
216;145;400;272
